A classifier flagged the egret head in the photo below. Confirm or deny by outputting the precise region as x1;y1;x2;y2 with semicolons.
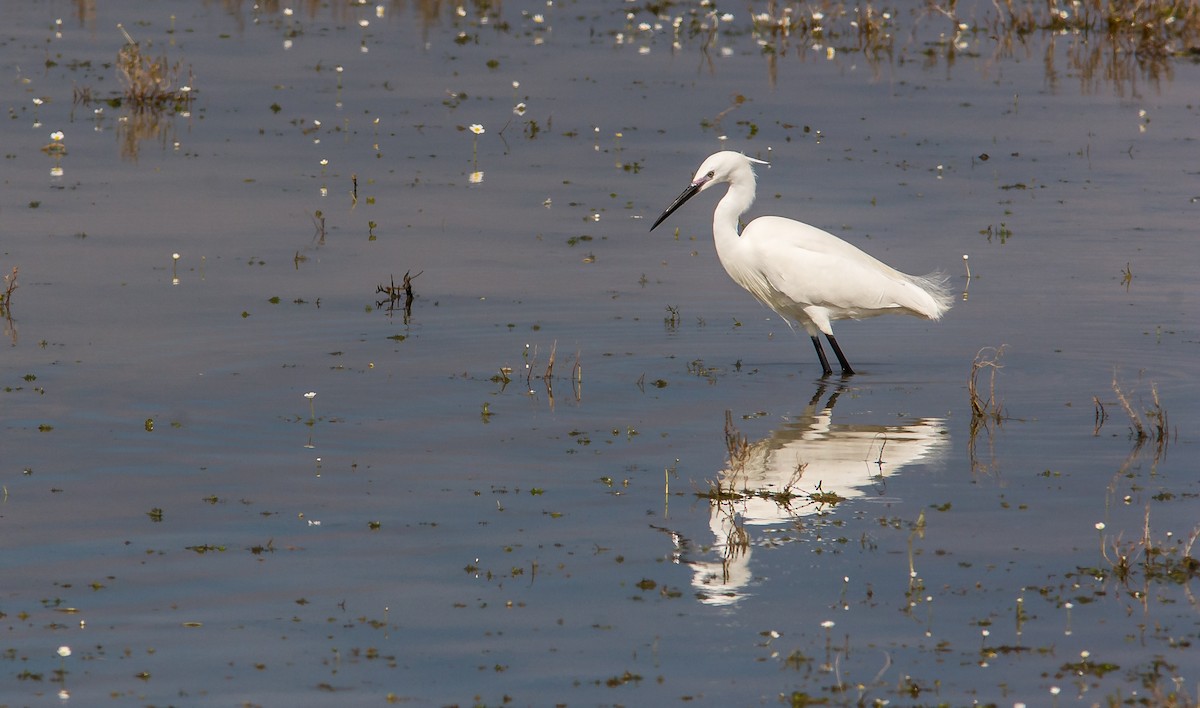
650;151;768;231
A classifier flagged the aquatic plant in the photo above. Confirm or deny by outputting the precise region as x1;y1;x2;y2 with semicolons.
115;26;194;113
663;304;680;331
40;131;66;157
304;391;316;425
1111;373;1170;457
514;340;582;407
968;345;1005;427
468;122;484;168
704;412;837;510
967;346;1006;476
961;254;972;301
1091;506;1200;591
55;645;70;683
375;271;421;323
312;210;326;245
722;410;751;477
0;267;17;311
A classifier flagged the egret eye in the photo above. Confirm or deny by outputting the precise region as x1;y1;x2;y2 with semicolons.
706;171;715;178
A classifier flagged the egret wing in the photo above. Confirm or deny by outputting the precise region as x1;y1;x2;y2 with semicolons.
740;217;943;320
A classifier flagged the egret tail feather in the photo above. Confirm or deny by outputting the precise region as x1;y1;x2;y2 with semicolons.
907;271;954;320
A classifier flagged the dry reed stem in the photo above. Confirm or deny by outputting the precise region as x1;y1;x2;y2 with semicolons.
116;38;193;112
723;410;751;476
968;345;1005;423
1092;395;1107;436
1111;372;1145;440
1111;374;1171;460
543;340;556;383
1;267;17;308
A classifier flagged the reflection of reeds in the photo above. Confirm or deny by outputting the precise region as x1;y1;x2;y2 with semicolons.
724;409;751;475
1092;395;1107;436
750;0;1197;90
709;411;831;510
497;342;582;407
1;266;16;346
967;346;1005;477
116;109;176;161
994;0;1200;53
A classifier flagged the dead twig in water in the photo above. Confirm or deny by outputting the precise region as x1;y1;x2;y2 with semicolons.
1111;373;1143;441
967;345;1006;477
509;342;583;408
968;346;1005;425
0;267;17;311
572;350;582;402
1112;372;1170;459
724;410;751;476
115;26;195;113
542;340;557;384
312;210;326;245
1092;395;1107;436
1;267;16;346
376;270;422;323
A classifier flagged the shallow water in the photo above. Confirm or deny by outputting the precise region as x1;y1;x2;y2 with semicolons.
3;1;1199;705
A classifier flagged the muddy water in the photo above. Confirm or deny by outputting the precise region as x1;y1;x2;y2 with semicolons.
3;1;1198;705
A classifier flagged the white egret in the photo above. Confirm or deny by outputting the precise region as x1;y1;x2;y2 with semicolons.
650;151;952;376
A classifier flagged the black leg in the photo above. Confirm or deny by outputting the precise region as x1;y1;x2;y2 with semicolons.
810;335;833;377
825;334;854;376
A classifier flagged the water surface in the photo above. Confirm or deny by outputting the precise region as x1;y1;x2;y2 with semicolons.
3;1;1198;705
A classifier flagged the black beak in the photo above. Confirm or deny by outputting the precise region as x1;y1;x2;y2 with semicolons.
650;182;701;232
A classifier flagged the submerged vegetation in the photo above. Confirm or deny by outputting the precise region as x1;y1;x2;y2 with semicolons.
742;0;1200;49
115;26;194;113
968;345;1006;427
1091;505;1199;587
375;270;422;323
699;410;846;509
967;346;1005;475
1111;373;1172;456
66;24;196;160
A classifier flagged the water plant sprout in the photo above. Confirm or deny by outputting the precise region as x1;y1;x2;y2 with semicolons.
56;645;70;681
469;123;484;167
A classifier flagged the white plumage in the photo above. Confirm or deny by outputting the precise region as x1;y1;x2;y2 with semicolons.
651;151;952;376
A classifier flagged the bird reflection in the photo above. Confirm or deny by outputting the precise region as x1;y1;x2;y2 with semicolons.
658;384;948;607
